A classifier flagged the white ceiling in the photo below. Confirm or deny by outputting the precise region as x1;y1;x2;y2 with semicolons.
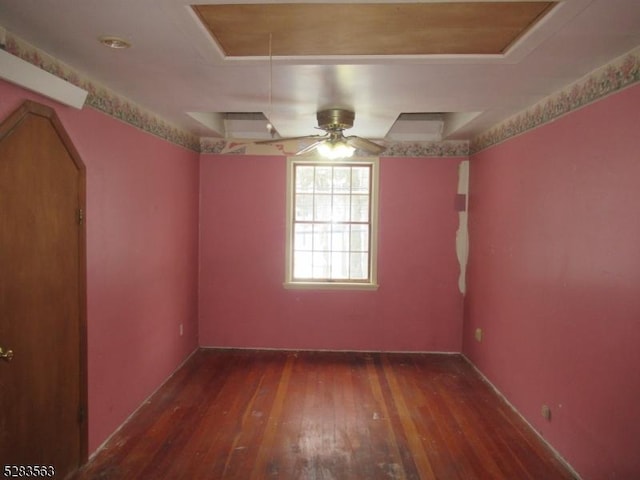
1;0;639;142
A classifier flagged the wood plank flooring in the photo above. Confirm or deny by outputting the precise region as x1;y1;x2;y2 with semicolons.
72;349;577;479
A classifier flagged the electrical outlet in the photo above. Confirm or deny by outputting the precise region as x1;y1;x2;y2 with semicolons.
541;404;551;421
179;323;184;336
475;328;483;342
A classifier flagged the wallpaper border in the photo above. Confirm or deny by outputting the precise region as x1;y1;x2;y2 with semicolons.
200;138;470;158
471;46;640;154
4;32;201;152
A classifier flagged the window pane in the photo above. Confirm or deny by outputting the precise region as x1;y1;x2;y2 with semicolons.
314;194;332;221
351;195;369;222
313;224;331;251
350;225;369;252
295;194;313;221
312;252;330;278
314;166;332;193
296;166;315;193
331;251;349;279
350;253;369;279
352;167;370;194
293;251;312;278
289;160;376;285
294;224;313;251
333;167;351;193
332;194;350;222
331;224;350;252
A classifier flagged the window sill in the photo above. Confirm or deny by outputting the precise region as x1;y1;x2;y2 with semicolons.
283;281;379;291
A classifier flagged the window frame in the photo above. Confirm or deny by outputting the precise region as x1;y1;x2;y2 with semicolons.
284;156;379;290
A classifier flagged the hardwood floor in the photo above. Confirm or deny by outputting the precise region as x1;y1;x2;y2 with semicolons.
72;349;577;479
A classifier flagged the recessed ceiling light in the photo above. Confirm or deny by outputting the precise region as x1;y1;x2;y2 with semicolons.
98;36;131;49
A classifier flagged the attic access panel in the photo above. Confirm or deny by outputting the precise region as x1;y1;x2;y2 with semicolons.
192;2;557;57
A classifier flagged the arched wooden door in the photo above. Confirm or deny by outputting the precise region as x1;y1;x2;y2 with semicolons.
0;101;87;477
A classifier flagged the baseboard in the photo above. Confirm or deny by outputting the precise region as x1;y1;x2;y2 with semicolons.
461;354;583;480
87;346;199;462
199;345;462;355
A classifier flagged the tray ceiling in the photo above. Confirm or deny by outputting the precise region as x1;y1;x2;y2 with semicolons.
192;2;556;57
1;0;639;143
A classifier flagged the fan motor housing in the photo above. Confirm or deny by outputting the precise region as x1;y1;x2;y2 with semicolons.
317;109;354;131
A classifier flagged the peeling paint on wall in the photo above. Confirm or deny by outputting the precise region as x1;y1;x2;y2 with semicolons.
456;160;469;294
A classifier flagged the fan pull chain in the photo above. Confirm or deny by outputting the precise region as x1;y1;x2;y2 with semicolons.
266;33;274;137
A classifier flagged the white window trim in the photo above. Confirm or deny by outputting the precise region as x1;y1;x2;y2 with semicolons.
284;156;379;290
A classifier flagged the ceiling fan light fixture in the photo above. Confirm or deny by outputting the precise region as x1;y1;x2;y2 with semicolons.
256;108;381;157
317;140;355;159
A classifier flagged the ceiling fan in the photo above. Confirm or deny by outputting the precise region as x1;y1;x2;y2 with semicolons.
257;108;386;159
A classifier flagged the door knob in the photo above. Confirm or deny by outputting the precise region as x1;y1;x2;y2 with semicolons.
0;347;13;361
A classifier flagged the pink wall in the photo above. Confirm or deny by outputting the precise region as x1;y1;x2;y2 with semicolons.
199;155;465;352
464;84;640;479
0;80;200;454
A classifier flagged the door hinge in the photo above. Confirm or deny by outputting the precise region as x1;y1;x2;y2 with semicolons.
78;406;86;424
77;208;84;225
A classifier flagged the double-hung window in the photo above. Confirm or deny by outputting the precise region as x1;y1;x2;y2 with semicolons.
285;157;379;289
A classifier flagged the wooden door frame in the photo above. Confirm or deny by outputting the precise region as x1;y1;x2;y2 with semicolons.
0;100;88;464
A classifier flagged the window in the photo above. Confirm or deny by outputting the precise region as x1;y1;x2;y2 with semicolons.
285;157;379;289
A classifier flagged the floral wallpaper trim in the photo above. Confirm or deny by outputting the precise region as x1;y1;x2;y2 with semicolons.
200;137;469;157
4;32;200;152
382;140;469;157
471;46;640;154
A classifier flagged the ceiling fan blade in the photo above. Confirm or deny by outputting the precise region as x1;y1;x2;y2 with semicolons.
295;140;324;156
346;136;386;155
256;134;324;145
